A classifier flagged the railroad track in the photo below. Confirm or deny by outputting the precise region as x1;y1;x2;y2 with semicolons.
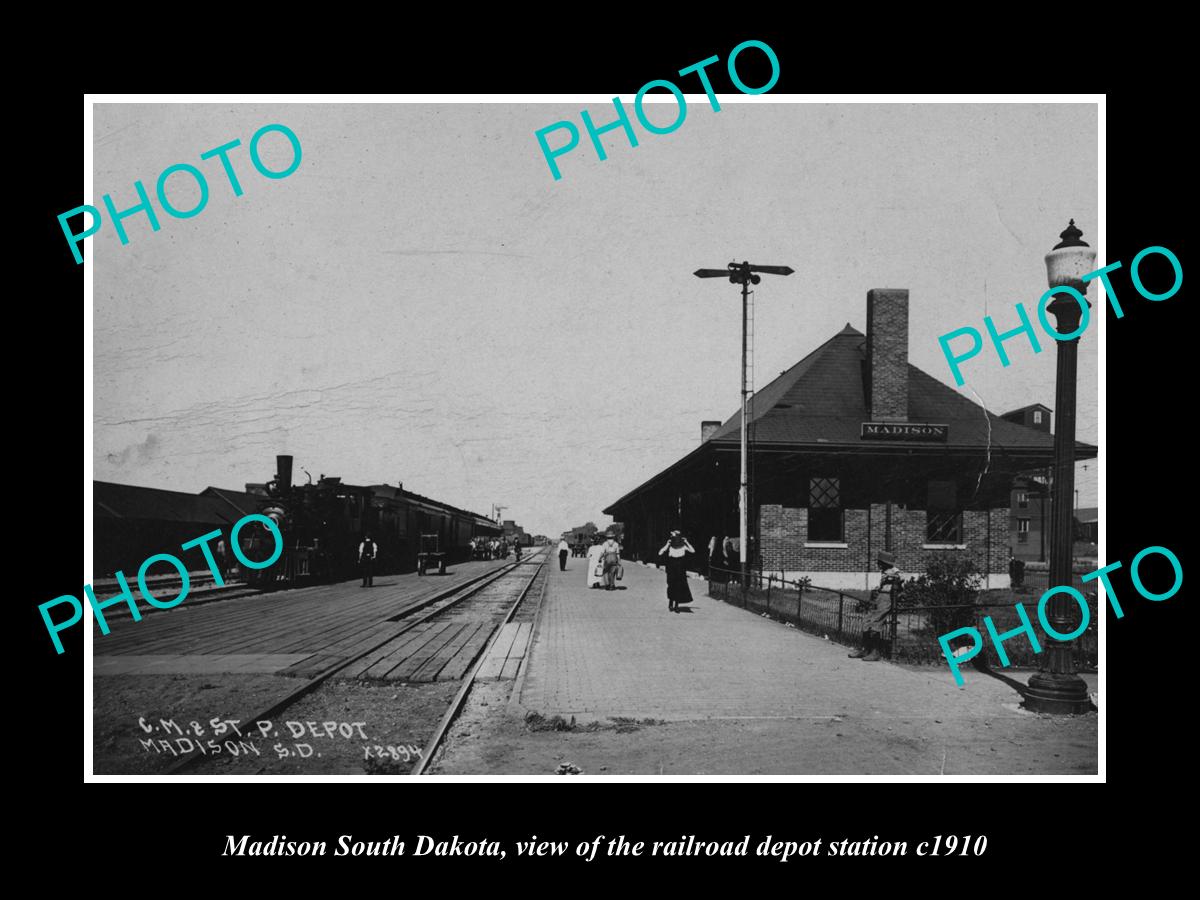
164;549;548;775
92;553;530;624
411;554;545;775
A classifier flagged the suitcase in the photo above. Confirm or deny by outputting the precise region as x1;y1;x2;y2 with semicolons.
616;565;624;581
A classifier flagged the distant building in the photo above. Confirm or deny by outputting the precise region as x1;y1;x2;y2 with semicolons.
1000;403;1052;432
1000;404;1053;560
95;481;263;576
1008;474;1050;562
604;289;1097;590
998;405;1097;559
502;519;531;546
1075;507;1098;544
562;522;600;544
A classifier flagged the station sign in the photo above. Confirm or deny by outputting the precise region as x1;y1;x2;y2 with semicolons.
861;422;949;442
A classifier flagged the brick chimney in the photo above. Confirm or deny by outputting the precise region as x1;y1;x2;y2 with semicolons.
866;289;909;421
701;420;721;443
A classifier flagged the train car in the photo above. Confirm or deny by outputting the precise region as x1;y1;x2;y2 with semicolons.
239;454;502;589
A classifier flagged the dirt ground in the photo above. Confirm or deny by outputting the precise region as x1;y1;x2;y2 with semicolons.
431;683;1096;776
93;673;302;774
190;679;461;775
93;673;464;775
94;670;1097;776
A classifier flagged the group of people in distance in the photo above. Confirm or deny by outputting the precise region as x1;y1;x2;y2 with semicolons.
556;529;697;612
354;534;526;588
704;534;742;581
554;528;909;645
468;537;521;561
555;532;625;589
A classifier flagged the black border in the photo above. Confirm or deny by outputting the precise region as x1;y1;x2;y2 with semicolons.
25;33;1184;874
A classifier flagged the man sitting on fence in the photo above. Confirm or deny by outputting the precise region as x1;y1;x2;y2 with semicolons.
849;550;905;662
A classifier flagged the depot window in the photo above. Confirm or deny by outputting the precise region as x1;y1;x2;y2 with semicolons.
1016;491;1028;509
808;476;843;542
926;480;963;543
1017;517;1030;542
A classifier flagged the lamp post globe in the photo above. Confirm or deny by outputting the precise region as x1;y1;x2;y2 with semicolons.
1044;219;1098;288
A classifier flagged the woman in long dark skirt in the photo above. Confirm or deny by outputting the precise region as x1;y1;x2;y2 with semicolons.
658;531;695;612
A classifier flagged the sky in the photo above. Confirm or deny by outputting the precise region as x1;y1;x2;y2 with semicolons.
93;101;1099;536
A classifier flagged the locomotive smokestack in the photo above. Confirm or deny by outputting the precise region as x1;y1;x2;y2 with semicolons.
276;455;293;491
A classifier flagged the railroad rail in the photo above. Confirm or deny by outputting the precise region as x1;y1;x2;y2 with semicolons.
163;549;548;775
411;555;546;775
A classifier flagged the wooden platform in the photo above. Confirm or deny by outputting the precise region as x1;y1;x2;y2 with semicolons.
476;621;533;681
93;654;312;675
93;560;507;678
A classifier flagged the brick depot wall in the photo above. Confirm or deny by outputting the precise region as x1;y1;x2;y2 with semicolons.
759;505;805;571
963;510;988;568
760;506;869;574
759;503;1009;590
988;507;1009;581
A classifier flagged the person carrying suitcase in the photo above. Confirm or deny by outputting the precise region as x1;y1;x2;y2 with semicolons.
599;532;622;591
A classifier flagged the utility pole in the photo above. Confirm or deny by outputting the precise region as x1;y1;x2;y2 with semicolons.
694;260;794;587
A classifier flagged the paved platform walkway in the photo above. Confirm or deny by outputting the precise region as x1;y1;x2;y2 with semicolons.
520;560;1095;722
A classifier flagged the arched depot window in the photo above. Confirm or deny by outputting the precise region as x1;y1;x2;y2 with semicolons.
808;476;843;542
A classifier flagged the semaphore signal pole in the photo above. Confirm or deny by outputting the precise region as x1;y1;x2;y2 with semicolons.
694;261;794;587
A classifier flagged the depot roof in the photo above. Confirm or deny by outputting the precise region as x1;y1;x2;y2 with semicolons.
603;323;1096;514
706;324;1091;451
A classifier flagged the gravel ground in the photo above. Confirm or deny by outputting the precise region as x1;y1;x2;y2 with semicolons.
431;683;1097;776
190;678;460;775
94;669;1097;776
92;673;301;774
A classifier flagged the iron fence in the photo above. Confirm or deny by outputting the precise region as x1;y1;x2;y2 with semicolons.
891;600;1099;671
707;566;870;648
707;568;1098;672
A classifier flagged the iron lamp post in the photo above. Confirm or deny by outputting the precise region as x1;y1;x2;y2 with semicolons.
1025;220;1095;715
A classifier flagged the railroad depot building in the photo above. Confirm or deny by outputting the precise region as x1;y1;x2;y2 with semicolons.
604;289;1097;590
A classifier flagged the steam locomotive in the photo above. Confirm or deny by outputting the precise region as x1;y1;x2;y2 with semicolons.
238;455;502;589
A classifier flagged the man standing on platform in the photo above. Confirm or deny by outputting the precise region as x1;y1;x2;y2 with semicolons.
558;537;570;571
359;534;377;588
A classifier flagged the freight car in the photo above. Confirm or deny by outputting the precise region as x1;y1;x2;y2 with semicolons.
239;455;502;589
